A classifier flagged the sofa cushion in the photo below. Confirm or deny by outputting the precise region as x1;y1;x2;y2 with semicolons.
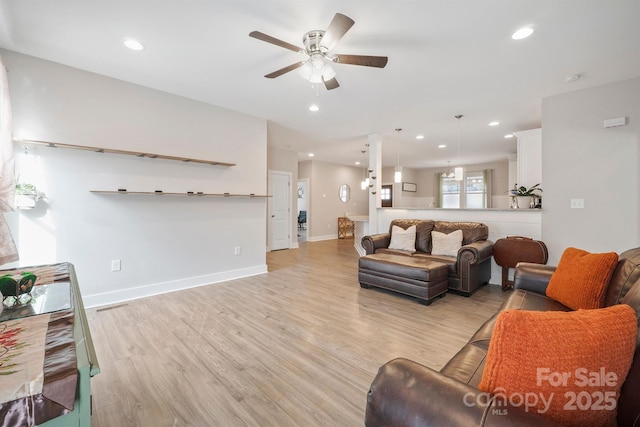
431;230;463;257
388;225;416;252
434;221;488;246
388;220;434;253
440;343;487;387
412;253;456;275
546;247;618;310
470;291;570;344
478;305;638;427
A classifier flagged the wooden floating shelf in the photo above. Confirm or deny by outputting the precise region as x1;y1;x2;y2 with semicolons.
90;190;270;198
18;139;236;167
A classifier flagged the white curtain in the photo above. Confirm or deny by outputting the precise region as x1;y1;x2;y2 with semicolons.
0;54;19;265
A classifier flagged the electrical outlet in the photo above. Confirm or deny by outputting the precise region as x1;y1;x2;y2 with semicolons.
570;199;584;209
234;246;241;255
111;259;121;271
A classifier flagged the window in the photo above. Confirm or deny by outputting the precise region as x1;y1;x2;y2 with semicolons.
381;184;392;207
465;171;487;209
439;170;488;208
441;177;460;208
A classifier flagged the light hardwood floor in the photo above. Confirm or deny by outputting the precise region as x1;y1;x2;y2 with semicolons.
87;239;506;427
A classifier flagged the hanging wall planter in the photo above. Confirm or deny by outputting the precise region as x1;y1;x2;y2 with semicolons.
15;183;42;209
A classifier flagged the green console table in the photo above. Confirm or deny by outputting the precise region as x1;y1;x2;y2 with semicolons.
0;263;100;427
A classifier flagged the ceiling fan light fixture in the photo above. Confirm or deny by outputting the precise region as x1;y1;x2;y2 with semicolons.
299;54;336;84
322;63;336;80
250;13;387;90
298;61;313;80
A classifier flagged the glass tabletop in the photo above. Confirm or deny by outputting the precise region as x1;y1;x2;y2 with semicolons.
1;282;72;322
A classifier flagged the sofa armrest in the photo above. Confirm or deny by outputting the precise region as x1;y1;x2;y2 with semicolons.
458;240;493;265
513;262;556;294
366;358;564;427
362;233;391;255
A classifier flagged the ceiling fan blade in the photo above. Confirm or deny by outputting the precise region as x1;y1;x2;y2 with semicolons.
323;76;340;90
249;31;303;53
264;62;304;79
333;54;388;68
321;13;355;51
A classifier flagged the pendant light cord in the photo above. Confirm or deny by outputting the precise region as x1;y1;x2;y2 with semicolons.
395;128;402;169
455;115;463;164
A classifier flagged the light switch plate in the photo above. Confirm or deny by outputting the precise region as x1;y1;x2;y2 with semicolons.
570;199;584;209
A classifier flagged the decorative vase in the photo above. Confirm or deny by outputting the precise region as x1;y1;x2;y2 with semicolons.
0;272;37;306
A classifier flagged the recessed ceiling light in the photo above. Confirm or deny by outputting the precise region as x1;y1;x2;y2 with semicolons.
124;38;144;51
416;134;425;140
309;104;319;112
355;161;360;165
438;144;447;149
512;27;534;40
488;121;500;127
308;153;314;157
504;134;514;139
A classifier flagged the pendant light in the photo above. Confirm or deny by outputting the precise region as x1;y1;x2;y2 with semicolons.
360;149;368;190
394;128;402;183
442;161;455;178
454;115;463;181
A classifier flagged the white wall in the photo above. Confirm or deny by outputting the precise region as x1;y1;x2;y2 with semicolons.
542;77;640;263
2;49;268;307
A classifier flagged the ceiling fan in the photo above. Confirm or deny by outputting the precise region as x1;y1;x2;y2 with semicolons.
249;13;388;90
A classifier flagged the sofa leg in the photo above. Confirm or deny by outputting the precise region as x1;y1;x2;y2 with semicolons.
418;298;433;306
360;282;371;289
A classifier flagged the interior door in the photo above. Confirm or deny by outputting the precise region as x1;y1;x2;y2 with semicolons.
269;170;291;250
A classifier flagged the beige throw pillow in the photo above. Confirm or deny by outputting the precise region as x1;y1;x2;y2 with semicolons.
388;225;416;252
431;229;463;256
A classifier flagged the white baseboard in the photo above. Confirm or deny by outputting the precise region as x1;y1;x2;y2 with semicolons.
83;265;268;308
306;234;338;242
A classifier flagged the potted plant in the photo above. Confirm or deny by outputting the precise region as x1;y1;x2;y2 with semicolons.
512;183;542;208
15;183;42;209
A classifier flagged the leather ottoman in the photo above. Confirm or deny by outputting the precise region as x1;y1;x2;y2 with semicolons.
358;253;449;305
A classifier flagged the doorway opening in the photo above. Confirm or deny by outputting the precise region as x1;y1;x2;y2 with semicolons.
297;179;308;242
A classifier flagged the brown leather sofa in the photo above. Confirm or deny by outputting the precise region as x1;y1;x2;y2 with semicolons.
365;247;640;427
361;219;493;296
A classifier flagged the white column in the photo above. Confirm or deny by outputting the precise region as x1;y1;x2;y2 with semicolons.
367;133;383;235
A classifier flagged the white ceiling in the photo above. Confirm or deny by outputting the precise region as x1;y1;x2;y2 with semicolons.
1;0;639;169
